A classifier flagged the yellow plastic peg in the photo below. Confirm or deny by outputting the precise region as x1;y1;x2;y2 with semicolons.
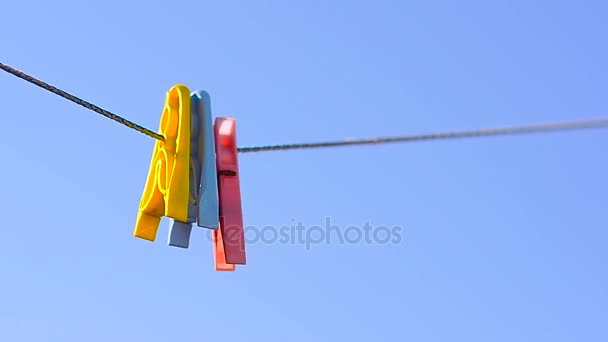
134;85;191;241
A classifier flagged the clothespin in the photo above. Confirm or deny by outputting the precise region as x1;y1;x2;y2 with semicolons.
134;85;191;241
168;91;219;248
195;91;221;230
214;117;247;270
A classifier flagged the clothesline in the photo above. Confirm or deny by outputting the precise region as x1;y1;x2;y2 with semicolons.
2;61;607;154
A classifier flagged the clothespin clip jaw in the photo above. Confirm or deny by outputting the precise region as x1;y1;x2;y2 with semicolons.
134;85;191;242
168;90;220;248
213;227;236;271
214;117;247;270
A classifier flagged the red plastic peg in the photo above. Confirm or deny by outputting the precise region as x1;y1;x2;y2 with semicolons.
213;118;247;267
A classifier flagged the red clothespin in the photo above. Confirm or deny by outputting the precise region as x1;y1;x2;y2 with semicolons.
213;117;246;271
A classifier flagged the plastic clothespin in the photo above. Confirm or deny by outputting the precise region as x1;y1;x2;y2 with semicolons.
168;91;220;248
134;85;191;242
214;117;247;269
195;91;220;230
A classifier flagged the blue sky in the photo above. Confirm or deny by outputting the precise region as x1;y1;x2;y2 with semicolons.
2;0;607;341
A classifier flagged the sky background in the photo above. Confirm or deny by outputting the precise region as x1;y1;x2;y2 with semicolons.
1;0;607;341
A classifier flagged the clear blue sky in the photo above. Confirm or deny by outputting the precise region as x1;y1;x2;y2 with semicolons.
2;1;607;341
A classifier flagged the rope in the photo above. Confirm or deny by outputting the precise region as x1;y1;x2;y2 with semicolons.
2;62;607;154
0;62;164;141
237;118;608;153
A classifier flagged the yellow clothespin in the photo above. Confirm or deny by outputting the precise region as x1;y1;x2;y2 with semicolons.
134;85;192;241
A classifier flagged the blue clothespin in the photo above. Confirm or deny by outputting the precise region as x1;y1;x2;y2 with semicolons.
194;91;220;230
168;90;220;248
